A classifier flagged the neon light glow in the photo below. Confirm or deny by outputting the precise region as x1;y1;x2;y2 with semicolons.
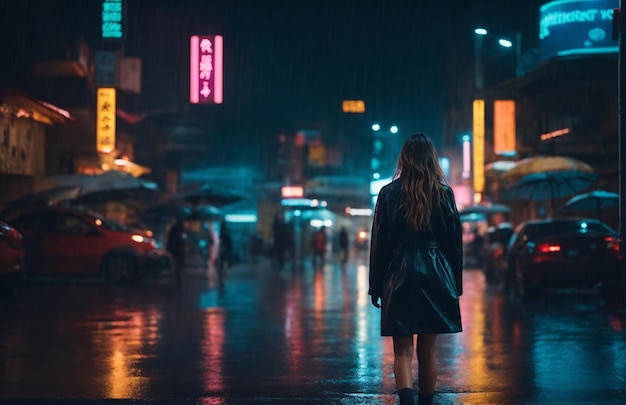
281;198;320;207
439;156;451;179
190;35;223;104
493;100;516;156
310;219;333;228
370;177;392;196
225;214;258;223
538;0;617;60
96;88;116;153
345;208;373;216
281;186;304;198
462;136;471;179
540;127;570;141
342;100;365;113
472;99;485;195
101;0;124;40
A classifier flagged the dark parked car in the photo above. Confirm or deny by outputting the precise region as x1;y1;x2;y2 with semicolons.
8;207;171;283
0;221;25;288
505;218;621;299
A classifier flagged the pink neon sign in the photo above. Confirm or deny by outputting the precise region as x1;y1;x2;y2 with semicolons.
190;35;223;104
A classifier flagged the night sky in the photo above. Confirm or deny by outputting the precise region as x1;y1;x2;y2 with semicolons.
0;0;546;167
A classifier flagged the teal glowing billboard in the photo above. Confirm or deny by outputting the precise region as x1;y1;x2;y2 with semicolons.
539;0;618;60
101;0;124;40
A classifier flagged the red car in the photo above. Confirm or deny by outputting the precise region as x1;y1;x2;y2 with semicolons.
8;207;171;283
0;221;25;286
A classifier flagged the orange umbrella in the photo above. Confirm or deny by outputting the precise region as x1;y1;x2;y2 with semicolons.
501;156;593;181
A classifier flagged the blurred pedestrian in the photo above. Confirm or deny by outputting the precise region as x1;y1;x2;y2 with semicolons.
471;228;485;268
369;133;463;405
166;217;187;287
250;230;265;258
272;212;288;269
338;227;349;265
217;221;232;286
311;226;327;269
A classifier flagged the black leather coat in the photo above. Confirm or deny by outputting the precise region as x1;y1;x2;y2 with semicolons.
369;180;463;336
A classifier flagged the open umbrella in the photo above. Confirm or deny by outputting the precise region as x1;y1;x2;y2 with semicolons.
0;186;82;221
35;171;160;205
559;190;619;215
140;202;193;220
501;156;593;181
188;205;223;221
8;186;81;206
459;204;511;216
35;171;158;193
501;170;596;213
176;183;246;207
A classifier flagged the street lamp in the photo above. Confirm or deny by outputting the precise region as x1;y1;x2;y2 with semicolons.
472;27;520;203
474;27;522;88
371;123;400;181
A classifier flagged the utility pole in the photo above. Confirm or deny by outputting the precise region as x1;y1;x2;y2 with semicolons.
613;2;626;308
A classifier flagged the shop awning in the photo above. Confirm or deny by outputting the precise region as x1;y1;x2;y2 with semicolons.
0;88;73;125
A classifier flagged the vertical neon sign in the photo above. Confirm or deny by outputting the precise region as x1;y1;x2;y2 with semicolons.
190;35;223;104
462;135;471;179
472;99;485;201
101;0;124;40
494;100;517;156
96;88;116;153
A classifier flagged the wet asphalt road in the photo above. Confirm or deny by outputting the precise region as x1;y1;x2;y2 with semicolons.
0;252;625;405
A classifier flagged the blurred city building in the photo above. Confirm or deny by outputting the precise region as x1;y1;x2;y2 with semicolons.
443;0;619;222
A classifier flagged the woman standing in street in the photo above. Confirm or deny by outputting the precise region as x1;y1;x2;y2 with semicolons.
369;133;463;405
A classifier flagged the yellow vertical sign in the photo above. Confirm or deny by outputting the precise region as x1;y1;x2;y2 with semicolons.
494;100;516;155
96;88;116;153
472;99;485;196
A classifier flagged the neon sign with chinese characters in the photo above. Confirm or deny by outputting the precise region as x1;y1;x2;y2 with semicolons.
96;88;116;153
190;35;223;104
101;0;124;40
472;99;485;199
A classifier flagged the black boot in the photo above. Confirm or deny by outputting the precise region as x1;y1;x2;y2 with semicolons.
418;392;433;405
398;388;415;405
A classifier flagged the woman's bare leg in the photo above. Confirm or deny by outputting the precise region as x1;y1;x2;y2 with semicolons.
393;335;415;389
416;333;438;394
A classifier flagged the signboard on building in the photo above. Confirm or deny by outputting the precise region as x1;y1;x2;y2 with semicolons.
94;51;117;86
119;57;142;93
101;0;124;40
342;100;365;113
0;117;37;176
539;0;618;60
493;100;516;156
472;99;485;198
190;35;223;104
96;88;116;153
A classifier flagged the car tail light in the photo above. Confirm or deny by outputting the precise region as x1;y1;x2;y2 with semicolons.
537;243;561;253
532;243;561;263
604;236;621;258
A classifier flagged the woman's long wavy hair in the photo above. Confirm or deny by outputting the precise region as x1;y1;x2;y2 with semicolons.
393;133;448;230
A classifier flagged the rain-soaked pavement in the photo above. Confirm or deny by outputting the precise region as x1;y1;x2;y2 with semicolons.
1;252;625;405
